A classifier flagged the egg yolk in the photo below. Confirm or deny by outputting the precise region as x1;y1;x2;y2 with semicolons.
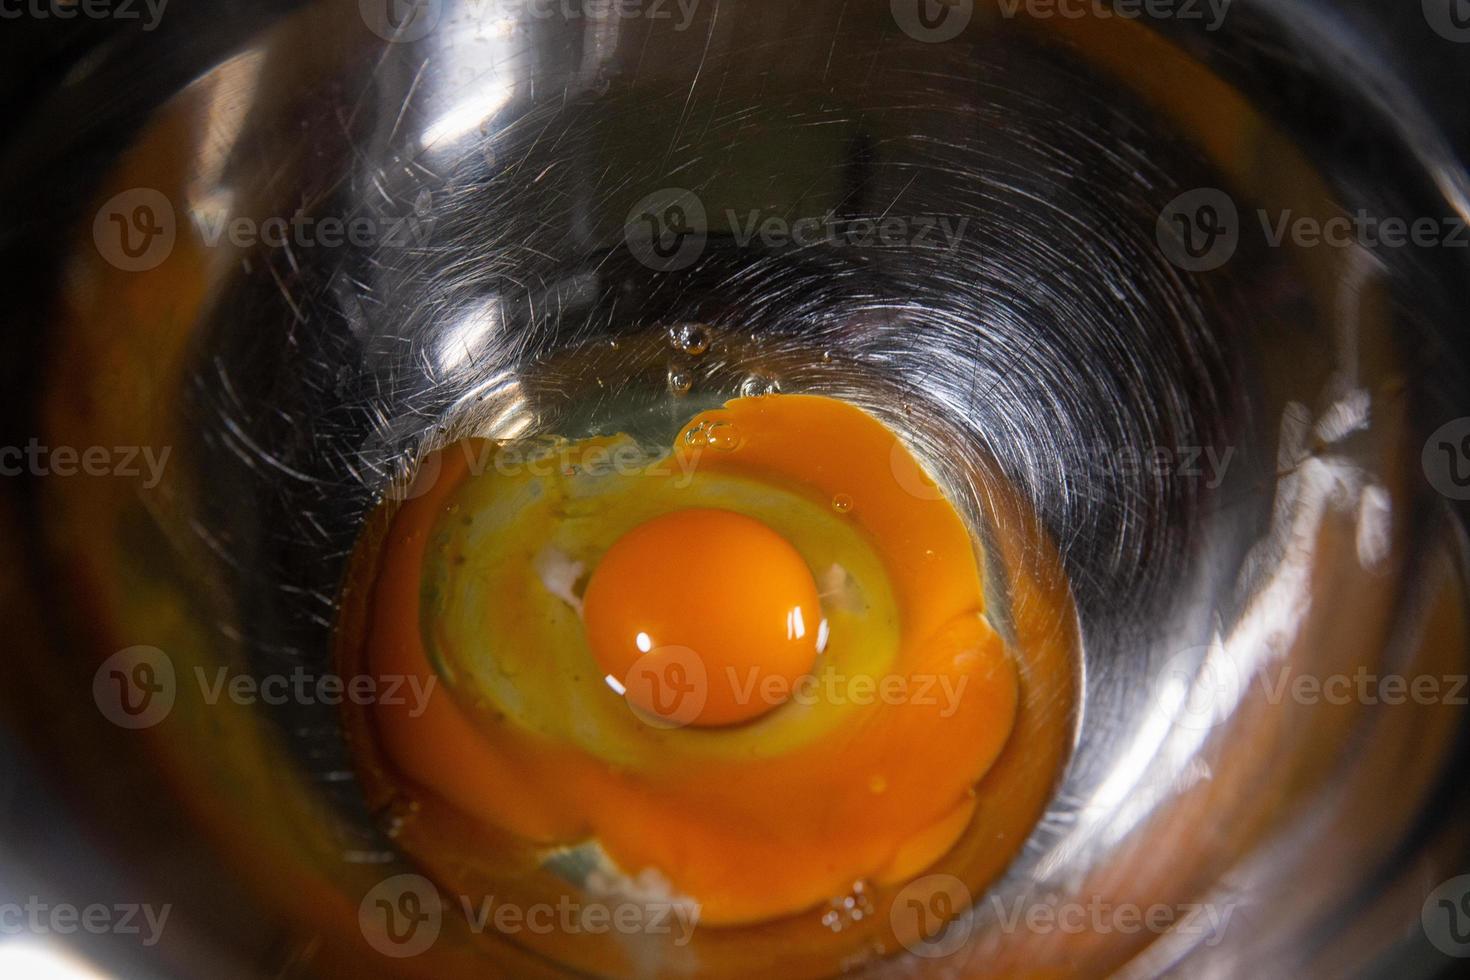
582;508;823;727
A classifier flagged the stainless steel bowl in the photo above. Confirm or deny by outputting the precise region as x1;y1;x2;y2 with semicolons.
2;0;1468;976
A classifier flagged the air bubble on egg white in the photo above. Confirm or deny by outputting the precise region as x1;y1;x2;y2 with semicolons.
667;322;711;357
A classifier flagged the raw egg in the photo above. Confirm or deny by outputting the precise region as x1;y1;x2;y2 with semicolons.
350;392;1046;929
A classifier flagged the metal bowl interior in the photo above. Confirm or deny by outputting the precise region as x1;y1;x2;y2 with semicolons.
1;1;1468;977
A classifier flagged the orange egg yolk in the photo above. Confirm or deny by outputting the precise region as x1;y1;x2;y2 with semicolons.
582;508;823;727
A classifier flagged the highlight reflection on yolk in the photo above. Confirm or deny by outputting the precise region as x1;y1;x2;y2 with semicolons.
582;508;824;727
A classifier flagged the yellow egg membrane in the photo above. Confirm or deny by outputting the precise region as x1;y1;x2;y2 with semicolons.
362;394;1021;925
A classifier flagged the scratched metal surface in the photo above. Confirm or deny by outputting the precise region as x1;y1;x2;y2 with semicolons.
1;1;1468;977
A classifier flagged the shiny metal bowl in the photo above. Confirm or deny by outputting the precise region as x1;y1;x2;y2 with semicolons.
2;0;1468;976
